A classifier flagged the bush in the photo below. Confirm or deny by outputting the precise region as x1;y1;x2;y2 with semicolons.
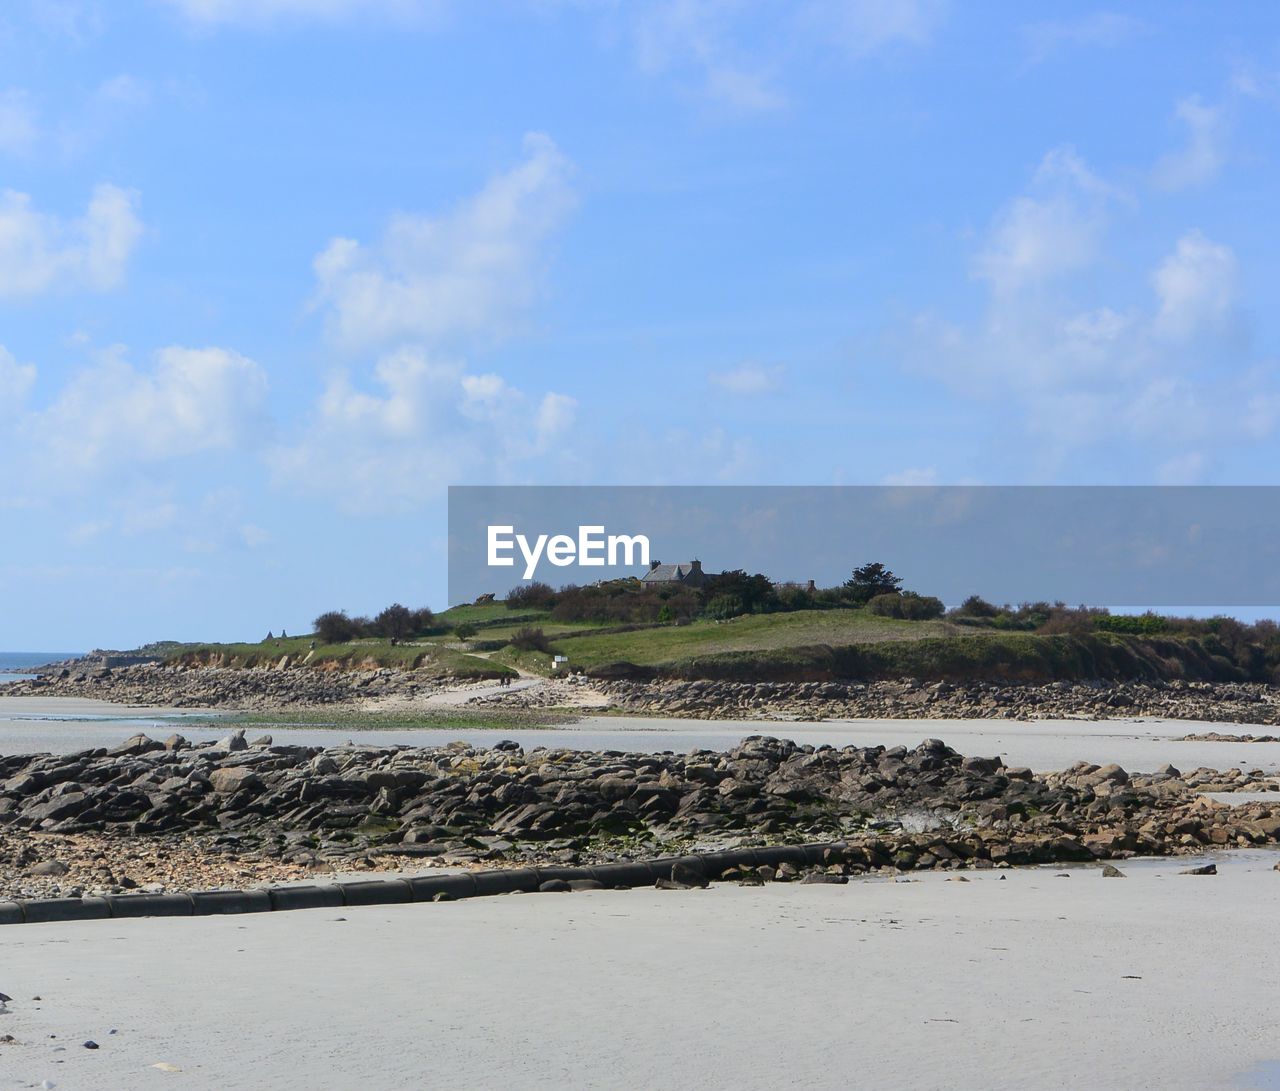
705;593;746;620
374;603;414;641
509;626;551;653
704;570;777;614
954;594;1000;619
506;582;557;610
453;623;478;640
866;592;945;620
314;611;357;644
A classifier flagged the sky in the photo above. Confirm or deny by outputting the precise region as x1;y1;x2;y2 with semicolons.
2;0;1280;649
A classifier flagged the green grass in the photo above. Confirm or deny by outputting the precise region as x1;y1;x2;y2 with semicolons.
436;603;550;627
546;608;954;671
526;608;1244;685
170;638;511;678
475;620;612;641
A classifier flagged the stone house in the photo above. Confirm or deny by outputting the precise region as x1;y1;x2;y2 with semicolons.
638;559;709;589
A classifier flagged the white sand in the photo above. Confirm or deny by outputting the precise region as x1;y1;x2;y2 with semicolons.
6;696;1280;776
1;852;1278;1090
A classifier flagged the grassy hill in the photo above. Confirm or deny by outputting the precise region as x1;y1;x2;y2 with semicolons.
170;635;510;678
493;609;1244;685
160;603;1251;686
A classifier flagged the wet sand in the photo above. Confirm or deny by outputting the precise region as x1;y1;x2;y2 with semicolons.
4;696;1280;774
1;852;1277;1090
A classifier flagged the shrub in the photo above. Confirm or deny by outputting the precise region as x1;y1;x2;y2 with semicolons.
453;623;478;640
954;594;1000;619
510;626;551;653
506;582;557;610
775;583;815;612
705;593;746;620
704;570;777;614
374;603;414;641
314;611;357;644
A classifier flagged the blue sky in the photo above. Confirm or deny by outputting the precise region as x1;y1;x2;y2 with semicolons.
2;0;1280;648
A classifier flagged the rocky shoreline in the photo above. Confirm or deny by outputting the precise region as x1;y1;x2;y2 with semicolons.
2;729;1278;901
10;663;1280;724
0;662;457;709
595;677;1280;723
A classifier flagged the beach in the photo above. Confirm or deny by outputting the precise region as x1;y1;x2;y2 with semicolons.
1;852;1278;1090
3;693;1280;1089
6;693;1280;773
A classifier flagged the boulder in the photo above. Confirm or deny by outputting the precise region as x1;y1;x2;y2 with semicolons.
209;767;262;794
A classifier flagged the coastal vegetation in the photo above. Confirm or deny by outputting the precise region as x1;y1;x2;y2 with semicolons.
135;561;1280;687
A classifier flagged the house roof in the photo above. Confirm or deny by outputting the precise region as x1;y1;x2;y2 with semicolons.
640;563;696;583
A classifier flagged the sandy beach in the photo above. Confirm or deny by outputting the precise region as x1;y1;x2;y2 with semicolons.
1;851;1277;1090
6;695;1280;774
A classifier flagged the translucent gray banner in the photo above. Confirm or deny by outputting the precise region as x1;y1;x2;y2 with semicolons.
447;486;1280;609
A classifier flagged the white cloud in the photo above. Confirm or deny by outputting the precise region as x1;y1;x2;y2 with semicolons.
36;346;269;472
0;89;37;155
1022;11;1141;65
616;0;941;113
973;147;1114;296
1153;229;1237;338
903;152;1265;474
312;133;574;350
882;467;940;486
271;347;577;509
28;1;105;42
0;184;142;298
810;0;945;58
0;346;36;417
1155;451;1207;485
630;0;785;112
161;0;441;26
1152;95;1225;191
708;362;782;394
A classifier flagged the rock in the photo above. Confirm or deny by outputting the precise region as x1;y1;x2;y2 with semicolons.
209;768;261;794
109;734;163;756
83;1040;99;1049
28;860;69;877
567;879;605;891
215;730;248;753
1101;864;1126;878
669;856;709;889
800;871;848;884
1180;863;1217;875
538;879;570;893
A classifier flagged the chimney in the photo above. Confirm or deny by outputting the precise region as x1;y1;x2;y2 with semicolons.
806;579;816;593
649;559;661;571
690;559;703;574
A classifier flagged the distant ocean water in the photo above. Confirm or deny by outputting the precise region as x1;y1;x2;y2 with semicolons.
0;652;82;684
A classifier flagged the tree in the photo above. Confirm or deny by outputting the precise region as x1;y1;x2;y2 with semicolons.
375;603;414;641
844;562;902;605
704;570;777;616
314;611;356;644
453;622;478;640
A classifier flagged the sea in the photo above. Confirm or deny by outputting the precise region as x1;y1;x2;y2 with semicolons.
0;651;82;684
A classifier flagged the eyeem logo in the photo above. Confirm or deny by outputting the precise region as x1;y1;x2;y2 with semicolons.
487;525;651;580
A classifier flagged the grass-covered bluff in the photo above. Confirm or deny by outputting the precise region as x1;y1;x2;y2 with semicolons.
151;558;1280;687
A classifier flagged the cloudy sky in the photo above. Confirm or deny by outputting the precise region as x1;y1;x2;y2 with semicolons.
2;0;1279;648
